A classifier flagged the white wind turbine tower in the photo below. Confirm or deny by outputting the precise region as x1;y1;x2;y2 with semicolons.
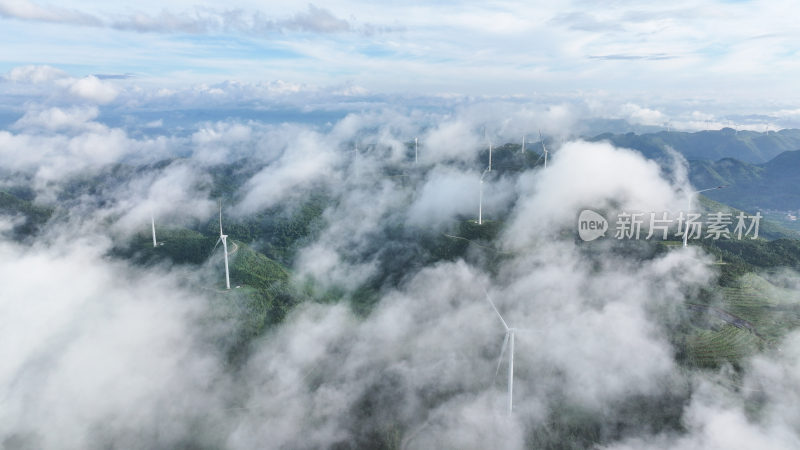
488;141;493;171
215;202;231;290
521;135;525;154
478;168;489;225
485;289;518;413
150;213;158;248
539;129;548;168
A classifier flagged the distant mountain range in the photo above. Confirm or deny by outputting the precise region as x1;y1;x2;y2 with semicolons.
588;129;800;212
591;128;800;164
689;150;800;212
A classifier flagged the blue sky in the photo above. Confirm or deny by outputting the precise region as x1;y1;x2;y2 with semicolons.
1;0;799;130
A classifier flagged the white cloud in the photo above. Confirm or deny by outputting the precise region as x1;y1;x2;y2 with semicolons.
0;238;230;449
12;106;100;131
5;64;68;83
0;128;127;184
1;85;799;448
503;139;687;249
0;0;101;25
1;0;800;107
607;333;800;449
109;3;358;34
406;167;478;229
0;105;180;198
621;103;666;126
0;1;368;36
235;133;338;213
66;75;118;104
423;120;482;164
107;162;216;237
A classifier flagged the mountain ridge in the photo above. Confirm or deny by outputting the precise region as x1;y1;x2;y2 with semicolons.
590;128;800;164
689;149;800;212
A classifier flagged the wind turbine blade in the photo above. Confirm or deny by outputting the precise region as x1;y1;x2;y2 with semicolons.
539;130;548;153
540;130;549;168
513;328;538;334
211;237;221;255
151;214;157;247
493;332;509;384
488;142;492;171
508;331;515;413
218;202;223;236
484;288;509;331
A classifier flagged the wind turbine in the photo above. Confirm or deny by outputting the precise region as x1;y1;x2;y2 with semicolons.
215;202;231;290
485;289;517;414
539;130;548;168
150;213;158;248
478;168;489;225
521;135;525;155
682;185;728;248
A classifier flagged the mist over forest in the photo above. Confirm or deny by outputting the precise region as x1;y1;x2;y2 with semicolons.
1;67;800;449
3;1;800;448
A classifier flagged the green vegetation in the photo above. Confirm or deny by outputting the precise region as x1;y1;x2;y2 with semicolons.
718;274;800;342
219;243;300;363
690;150;800;212
116;227;215;265
685;325;761;368
700;238;800;285
228;242;298;332
525;393;686;450
101;176;800;372
223;193;327;265
7;147;800;375
112;217;302;363
478;142;546;172
426;219;503;261
590;129;800;212
677;270;800;369
590;198;800;369
694;195;798;241
0;190;53;238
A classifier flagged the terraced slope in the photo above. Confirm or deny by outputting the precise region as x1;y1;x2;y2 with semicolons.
684;273;800;367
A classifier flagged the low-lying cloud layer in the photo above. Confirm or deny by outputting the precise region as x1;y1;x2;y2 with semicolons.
1;83;799;449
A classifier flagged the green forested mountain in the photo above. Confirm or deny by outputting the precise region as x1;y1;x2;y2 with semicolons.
690;150;800;211
592;128;800;164
0;190;53;238
584;129;800;212
3;149;800;376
